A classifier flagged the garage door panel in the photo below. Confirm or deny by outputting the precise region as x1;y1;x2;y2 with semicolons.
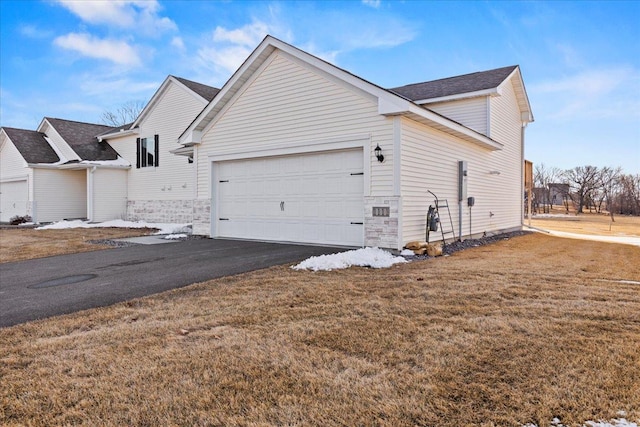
215;149;364;246
0;180;29;223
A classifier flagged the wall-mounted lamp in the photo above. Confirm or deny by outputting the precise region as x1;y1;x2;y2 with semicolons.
374;144;384;163
488;170;501;175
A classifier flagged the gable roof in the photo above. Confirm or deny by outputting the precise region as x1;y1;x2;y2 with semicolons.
45;118;120;161
179;35;506;151
1;127;60;164
173;76;220;102
389;65;518;102
130;75;221;130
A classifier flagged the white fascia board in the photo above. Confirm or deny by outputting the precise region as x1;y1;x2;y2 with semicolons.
504;67;534;123
29;162;130;170
180;129;201;145
39;120;80;162
405;104;503;151
98;127;139;141
131;75;174;129
170;146;194;156
171;76;211;104
178;42;278;144
42;135;70;164
413;87;499;105
378;96;412;115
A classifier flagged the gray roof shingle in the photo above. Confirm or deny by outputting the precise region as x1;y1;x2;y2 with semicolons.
174;76;221;102
45;118;121;161
2;127;60;164
389;65;518;102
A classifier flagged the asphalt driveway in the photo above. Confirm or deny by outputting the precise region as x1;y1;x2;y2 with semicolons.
0;238;342;328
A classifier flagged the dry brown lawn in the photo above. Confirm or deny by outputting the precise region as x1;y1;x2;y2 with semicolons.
1;233;639;426
529;212;640;237
0;227;155;263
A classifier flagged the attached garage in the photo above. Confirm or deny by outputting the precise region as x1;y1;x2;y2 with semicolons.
181;36;533;250
214;149;364;246
0;179;29;222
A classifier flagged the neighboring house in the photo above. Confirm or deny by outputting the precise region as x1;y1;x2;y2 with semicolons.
178;36;533;250
549;183;570;206
99;75;219;223
0;75;219;224
0;119;128;223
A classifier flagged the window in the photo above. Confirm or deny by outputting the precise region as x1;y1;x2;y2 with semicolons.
136;135;159;168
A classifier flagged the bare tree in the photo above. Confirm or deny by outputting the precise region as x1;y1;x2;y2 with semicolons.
564;166;600;214
534;163;562;213
100;100;145;127
616;173;640;216
598;166;622;221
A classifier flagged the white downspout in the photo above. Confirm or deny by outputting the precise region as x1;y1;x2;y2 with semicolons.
521;122;529;227
88;166;96;222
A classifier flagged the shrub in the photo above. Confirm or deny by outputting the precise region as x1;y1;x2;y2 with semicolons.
9;215;32;225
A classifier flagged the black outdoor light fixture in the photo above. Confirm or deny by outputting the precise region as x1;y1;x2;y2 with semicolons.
374;144;384;163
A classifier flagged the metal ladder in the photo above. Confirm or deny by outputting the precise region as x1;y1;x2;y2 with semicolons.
426;190;456;244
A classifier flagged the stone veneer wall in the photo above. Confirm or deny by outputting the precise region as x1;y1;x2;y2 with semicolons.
364;196;400;249
127;200;194;223
191;199;211;235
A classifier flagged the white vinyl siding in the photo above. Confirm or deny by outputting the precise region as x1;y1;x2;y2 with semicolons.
108;82;203;202
91;168;127;222
197;51;394;201
490;79;525;223
400;113;521;244
425;97;489;136
33;168;86;222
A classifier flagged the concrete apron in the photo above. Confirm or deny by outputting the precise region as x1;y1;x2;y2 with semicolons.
112;235;179;245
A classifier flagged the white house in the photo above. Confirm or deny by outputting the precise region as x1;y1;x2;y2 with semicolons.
99;76;219;223
178;36;533;250
0;119;129;223
0;76;219;224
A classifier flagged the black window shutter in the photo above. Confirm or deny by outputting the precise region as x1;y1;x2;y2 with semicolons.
136;138;141;168
154;134;159;167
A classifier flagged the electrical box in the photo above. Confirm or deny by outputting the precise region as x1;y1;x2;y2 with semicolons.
458;161;468;201
467;196;475;207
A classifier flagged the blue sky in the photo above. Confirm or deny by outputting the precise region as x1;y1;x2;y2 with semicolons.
1;0;638;173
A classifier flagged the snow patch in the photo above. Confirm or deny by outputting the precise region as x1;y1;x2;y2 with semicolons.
523;417;638;427
164;233;188;240
80;156;130;167
532;228;640;247
292;247;407;271
36;220;191;236
400;249;415;256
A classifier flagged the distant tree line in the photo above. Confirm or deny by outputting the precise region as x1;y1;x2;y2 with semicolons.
533;164;640;219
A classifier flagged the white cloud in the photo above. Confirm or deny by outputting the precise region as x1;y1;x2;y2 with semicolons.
531;67;640;121
195;20;275;82
56;0;176;35
170;36;185;51
54;33;142;67
19;24;52;39
362;0;381;8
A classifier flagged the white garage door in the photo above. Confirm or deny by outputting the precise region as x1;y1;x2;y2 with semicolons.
0;180;28;223
216;149;364;246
